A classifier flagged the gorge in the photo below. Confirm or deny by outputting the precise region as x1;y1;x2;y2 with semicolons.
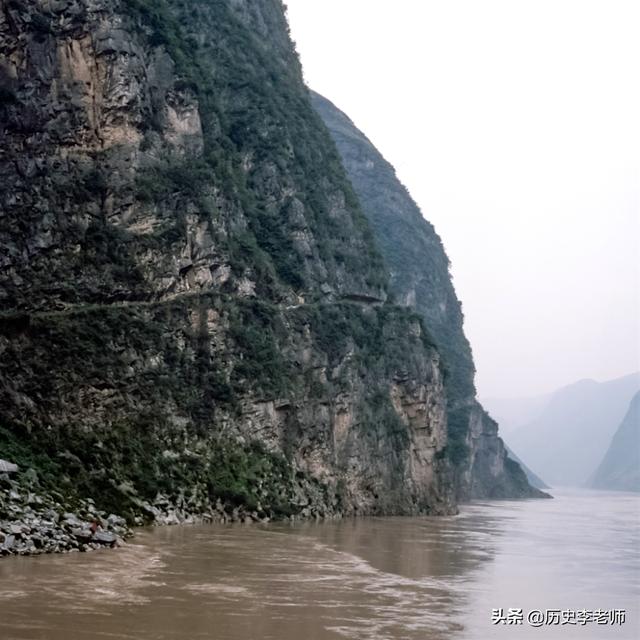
0;0;542;557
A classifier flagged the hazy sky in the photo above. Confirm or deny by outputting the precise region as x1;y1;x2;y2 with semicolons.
285;0;640;398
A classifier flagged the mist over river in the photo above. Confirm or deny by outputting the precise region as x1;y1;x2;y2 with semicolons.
1;489;638;640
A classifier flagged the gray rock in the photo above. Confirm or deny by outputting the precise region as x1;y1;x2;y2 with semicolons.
71;527;93;541
0;460;18;474
63;515;83;528
93;531;116;544
2;534;15;551
107;513;126;528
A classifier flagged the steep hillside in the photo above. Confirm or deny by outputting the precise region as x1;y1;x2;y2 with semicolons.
311;92;545;500
504;445;549;490
590;392;640;492
0;0;457;546
508;373;640;486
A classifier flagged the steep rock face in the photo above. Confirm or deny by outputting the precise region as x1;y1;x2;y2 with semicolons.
0;0;385;310
504;445;549;490
0;0;456;526
590;392;640;492
311;92;545;500
0;299;455;520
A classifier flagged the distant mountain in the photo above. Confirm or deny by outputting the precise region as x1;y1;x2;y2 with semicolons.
482;393;552;435
589;393;640;492
506;373;640;486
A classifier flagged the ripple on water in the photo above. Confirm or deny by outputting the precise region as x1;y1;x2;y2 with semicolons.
1;490;637;640
0;540;167;614
183;583;249;596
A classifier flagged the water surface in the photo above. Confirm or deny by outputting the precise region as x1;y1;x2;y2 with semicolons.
1;489;638;639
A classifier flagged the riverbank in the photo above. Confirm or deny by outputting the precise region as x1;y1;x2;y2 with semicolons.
0;464;286;557
0;471;131;556
1;489;637;640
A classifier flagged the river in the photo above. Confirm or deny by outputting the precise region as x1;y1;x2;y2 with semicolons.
1;488;638;639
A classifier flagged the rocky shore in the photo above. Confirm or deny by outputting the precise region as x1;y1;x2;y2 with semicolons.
0;459;304;558
0;462;131;557
0;486;264;558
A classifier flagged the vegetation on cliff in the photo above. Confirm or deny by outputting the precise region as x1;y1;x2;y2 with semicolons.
311;92;544;499
0;0;539;549
0;293;452;528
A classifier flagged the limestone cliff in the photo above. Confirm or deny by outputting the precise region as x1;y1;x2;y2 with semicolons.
0;0;457;533
311;92;546;500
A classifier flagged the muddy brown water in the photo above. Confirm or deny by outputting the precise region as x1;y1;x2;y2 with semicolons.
1;489;638;639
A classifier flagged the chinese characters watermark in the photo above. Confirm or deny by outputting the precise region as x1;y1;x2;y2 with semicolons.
491;608;626;627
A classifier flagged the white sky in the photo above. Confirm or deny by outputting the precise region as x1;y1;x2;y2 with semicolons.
284;0;640;398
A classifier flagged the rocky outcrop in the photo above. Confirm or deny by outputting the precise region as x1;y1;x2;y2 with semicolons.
311;92;547;500
0;459;18;474
0;298;456;524
0;0;459;550
504;446;549;490
1;466;131;556
0;0;386;312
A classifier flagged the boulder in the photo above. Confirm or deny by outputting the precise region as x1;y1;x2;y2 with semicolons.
0;460;19;474
93;531;116;544
2;534;15;552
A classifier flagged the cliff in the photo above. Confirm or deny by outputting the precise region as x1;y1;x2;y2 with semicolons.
310;92;545;500
590;391;640;492
504;445;549;490
0;0;458;547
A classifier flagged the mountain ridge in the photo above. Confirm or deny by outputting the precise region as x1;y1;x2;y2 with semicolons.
506;372;640;486
0;0;543;556
310;91;546;500
589;391;640;492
